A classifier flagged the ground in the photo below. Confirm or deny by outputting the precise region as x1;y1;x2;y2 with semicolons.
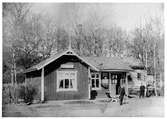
2;96;164;117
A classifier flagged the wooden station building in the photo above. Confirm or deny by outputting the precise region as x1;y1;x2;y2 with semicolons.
25;48;133;101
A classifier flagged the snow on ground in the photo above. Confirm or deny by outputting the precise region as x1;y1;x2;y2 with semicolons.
2;96;164;117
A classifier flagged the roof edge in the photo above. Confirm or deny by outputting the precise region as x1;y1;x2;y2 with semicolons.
24;68;38;73
25;48;99;73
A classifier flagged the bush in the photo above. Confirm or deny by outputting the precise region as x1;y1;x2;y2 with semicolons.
3;83;38;104
18;85;26;99
2;84;15;104
18;84;37;105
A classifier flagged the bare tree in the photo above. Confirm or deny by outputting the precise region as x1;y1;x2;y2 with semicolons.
107;25;128;57
130;17;164;95
3;3;31;85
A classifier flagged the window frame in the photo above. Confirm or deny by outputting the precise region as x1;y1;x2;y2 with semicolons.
137;73;141;80
57;70;77;92
111;74;118;84
91;72;101;90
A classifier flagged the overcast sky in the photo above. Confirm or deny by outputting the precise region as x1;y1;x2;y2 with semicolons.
31;3;163;31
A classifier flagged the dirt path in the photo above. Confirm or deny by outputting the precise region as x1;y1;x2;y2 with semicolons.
104;97;164;117
2;96;164;117
2;104;39;117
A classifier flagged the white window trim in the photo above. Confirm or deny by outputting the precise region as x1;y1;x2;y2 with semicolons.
57;70;77;92
91;72;101;90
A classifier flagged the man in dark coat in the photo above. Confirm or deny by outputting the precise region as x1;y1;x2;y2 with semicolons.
119;84;126;105
139;83;145;98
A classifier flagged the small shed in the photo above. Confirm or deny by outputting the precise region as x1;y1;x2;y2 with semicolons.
123;57;147;89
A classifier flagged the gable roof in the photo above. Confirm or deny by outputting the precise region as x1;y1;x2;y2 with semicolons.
25;48;136;73
83;56;132;71
25;48;99;73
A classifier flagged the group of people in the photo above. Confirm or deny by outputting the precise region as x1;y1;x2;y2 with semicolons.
118;82;147;106
139;82;156;98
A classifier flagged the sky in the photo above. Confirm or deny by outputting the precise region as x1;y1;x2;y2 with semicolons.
31;3;164;31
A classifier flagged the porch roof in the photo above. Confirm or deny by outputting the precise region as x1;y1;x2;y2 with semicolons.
123;57;145;69
83;56;133;72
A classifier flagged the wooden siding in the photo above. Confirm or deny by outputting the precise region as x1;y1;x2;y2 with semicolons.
44;55;89;100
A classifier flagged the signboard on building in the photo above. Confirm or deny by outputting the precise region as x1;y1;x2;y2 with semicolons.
61;63;74;69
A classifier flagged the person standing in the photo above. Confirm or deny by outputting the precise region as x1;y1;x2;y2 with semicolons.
139;83;145;98
119;84;126;105
142;84;146;97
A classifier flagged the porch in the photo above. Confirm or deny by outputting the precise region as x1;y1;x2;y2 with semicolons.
89;71;129;99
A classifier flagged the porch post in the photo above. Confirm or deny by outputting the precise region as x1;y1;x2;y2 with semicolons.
109;72;112;96
88;67;91;99
41;67;44;102
125;72;129;96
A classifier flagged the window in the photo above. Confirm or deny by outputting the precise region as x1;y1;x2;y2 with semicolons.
111;75;117;84
137;73;141;80
128;75;132;82
57;71;77;91
91;73;101;90
101;72;109;79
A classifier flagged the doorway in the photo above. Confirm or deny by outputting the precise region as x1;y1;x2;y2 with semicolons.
101;72;124;96
110;73;123;95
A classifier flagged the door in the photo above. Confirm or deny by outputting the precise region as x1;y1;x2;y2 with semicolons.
109;74;117;96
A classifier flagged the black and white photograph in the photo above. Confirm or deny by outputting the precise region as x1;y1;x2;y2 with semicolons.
2;1;165;117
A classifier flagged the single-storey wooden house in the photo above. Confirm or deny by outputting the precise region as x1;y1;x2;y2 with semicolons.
25;48;133;101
